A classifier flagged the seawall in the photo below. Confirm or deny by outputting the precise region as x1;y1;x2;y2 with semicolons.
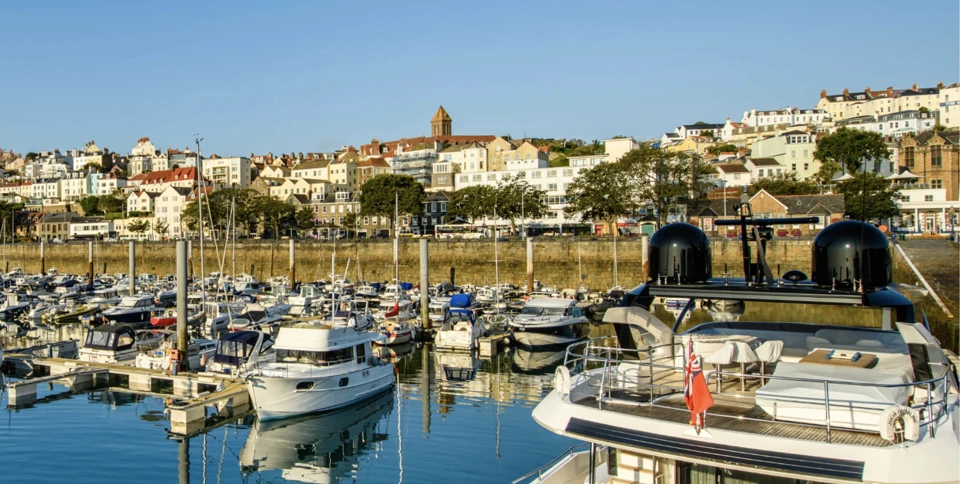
6;237;819;290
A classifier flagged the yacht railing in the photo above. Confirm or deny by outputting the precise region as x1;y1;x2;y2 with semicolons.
247;354;389;379
563;336;957;443
510;443;591;484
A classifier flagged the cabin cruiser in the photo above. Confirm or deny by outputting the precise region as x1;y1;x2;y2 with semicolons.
205;330;275;375
244;319;395;421
522;219;960;484
239;392;393;481
378;283;410;307
435;308;486;351
427;299;450;325
78;324;162;364
288;284;321;316
134;333;217;372
227;302;289;332
354;283;381;300
203;301;244;337
101;294;157;326
87;287;121;307
509;298;589;349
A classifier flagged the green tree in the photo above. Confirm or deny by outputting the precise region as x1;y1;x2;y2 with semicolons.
359;174;426;237
256;196;294;239
706;143;738;156
445;185;496;224
294;207;315;237
152;219;169;240
748;172;819;196
814;127;890;182
564;161;633;234
837;172;902;222
494;172;547;232
98;194;123;214
80;196;103;216
341;212;358;237
618;145;695;226
24;152;38;161
128;219;151;240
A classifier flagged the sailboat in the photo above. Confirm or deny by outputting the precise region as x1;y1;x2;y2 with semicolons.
378;192;416;345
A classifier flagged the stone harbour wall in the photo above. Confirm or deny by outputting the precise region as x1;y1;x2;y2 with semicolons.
5;237;820;290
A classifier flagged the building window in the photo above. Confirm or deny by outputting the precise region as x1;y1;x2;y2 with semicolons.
924;195;934;202
903;147;915;167
472;174;482;182
531;171;541;178
547;170;557;178
931;146;942;166
932;179;943;189
563;169;573;177
791;164;796;171
487;174;496;181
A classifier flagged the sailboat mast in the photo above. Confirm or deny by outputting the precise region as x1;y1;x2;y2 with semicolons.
231;196;236;281
394;192;399;282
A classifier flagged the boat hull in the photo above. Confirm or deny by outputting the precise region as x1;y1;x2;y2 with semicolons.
246;364;395;421
510;322;589;349
375;329;412;346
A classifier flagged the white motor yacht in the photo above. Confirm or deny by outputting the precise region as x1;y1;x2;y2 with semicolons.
78;324;162;364
509;298;589;348
435;308;486;351
205;330;276;376
244;319;395;421
520;220;960;484
288;284;321;316
101;293;157;327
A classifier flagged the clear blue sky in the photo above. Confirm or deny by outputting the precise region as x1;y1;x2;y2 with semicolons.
1;0;957;157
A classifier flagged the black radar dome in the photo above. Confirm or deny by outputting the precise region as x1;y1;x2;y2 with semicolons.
648;223;712;283
811;220;891;289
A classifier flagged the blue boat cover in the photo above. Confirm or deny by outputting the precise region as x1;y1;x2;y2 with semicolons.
449;293;475;308
400;282;414;291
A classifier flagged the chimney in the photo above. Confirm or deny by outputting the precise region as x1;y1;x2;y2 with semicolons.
887;86;894;97
820;89;827;99
843;88;849;96
864;86;871;96
912;83;918;91
938;81;944;89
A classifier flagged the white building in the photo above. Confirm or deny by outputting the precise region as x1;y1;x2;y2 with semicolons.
32;179;60;201
674;123;724;140
202;156;252;188
750;131;821;180
896;187;960;234
938;83;960;129
69;218;114;240
60;174;88;202
290;159;330;181
741;107;830;129
439;142;488;174
96;172;126;195
155;186;192;238
455;165;589;230
126;190;158;213
712;163;753;189
836;110;938;139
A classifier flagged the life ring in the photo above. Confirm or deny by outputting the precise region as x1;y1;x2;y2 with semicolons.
554;366;571;397
879;405;920;443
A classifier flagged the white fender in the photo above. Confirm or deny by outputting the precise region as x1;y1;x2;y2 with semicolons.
554;366;571;398
879;405;920;443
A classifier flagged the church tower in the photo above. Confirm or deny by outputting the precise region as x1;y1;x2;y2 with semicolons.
431;105;452;137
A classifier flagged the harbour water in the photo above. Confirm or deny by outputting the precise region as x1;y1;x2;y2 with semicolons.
1;339;577;484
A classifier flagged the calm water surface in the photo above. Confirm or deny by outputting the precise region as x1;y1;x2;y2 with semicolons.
0;341;575;484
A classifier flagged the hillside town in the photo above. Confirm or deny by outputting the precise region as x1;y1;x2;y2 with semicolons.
0;80;958;242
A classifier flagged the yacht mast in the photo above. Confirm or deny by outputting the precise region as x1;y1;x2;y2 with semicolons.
196;136;206;303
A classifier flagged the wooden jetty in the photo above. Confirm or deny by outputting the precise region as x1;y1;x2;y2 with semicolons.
5;356;250;436
478;332;511;358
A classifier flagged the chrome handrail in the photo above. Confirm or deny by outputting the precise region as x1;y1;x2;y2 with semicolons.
562;342;956;443
511;443;590;484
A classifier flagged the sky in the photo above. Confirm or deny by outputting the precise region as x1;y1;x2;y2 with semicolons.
1;0;958;157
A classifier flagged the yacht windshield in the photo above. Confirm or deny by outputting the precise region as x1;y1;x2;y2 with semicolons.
118;298;140;308
520;306;566;317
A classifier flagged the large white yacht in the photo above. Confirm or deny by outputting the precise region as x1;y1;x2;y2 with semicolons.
522;218;959;484
244;318;395;421
510;298;590;348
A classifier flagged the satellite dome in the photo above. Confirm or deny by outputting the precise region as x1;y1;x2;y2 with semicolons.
648;223;712;283
811;220;891;289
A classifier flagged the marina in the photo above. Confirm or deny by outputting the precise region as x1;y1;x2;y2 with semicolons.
0;220;957;483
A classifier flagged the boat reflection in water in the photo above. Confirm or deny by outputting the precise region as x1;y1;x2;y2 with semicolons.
510;347;566;375
240;392;393;483
372;342;415;363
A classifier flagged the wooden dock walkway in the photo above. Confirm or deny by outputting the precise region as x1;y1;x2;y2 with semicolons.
5;357;251;436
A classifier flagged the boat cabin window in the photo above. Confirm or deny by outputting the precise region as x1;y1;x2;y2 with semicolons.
356;343;366;364
520;305;566;317
85;330;116;349
277;346;355;366
118;298;140;308
116;332;135;349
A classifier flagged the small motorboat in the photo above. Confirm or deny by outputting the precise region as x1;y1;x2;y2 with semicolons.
150;309;177;328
